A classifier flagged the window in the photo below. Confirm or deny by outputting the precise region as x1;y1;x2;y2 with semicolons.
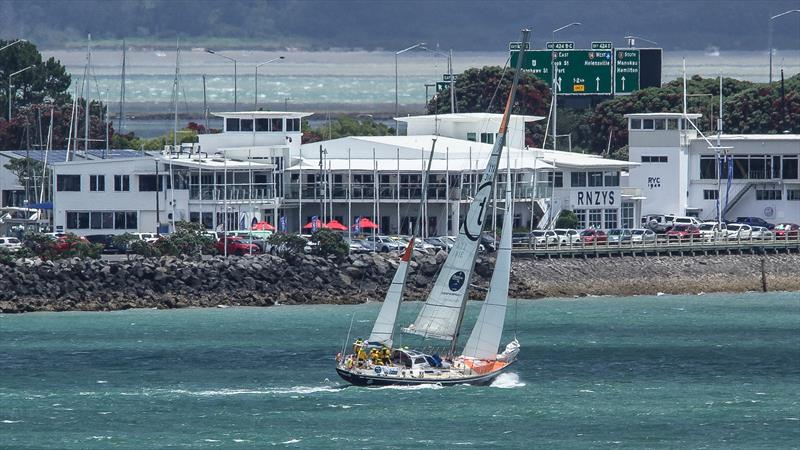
604;171;620;186
139;175;158;191
588;209;602;228
749;155;767;179
256;118;270;131
667;118;678;130
56;175;81;192
286;118;300;132
89;175;105;192
732;156;749;179
772;155;782;178
588;171;603;187
114;175;130;191
621;201;634;229
66;211;89;229
90;211;103;229
604;209;618;229
630;118;641;129
783;156;798;179
571;172;587;187
641;156;668;163
654;119;666;130
466;132;476;142
480;133;494;144
271;118;283;132
788;189;800;201
547;171;563;188
126;211;137;229
700;156;717;179
755;189;782;200
226;118;240;132
642;119;654;130
240;119;253;132
574;209;587;229
703;189;719;200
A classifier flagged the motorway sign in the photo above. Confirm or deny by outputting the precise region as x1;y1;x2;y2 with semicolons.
508;42;531;51
591;41;613;50
615;49;640;94
555;50;613;95
510;50;553;79
546;41;574;50
435;81;449;92
442;73;459;82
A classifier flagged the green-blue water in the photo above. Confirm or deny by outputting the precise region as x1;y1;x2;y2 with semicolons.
1;292;798;449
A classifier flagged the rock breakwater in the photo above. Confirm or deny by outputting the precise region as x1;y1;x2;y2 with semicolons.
1;252;798;313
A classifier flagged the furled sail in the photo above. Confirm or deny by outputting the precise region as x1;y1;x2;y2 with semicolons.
462;187;513;360
403;29;530;343
368;238;414;347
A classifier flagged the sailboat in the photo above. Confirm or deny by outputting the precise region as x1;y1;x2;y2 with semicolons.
334;29;529;386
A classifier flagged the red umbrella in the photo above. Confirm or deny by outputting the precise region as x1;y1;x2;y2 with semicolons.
303;218;323;229
324;219;348;231
354;217;379;229
251;221;275;231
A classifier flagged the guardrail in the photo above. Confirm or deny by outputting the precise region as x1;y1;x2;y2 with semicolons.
511;235;800;258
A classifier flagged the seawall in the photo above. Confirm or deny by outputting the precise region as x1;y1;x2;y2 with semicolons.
1;252;798;313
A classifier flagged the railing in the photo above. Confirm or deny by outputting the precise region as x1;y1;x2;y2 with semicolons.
189;185;276;201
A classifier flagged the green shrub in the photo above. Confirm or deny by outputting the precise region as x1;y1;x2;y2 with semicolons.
556;210;579;229
310;229;349;260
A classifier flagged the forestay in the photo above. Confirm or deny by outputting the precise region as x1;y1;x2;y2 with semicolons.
368;239;414;347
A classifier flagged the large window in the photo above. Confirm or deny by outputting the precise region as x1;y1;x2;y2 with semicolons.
700;156;717;179
68;210;137;230
783;156;798;179
588;171;603;187
788;189;800;201
286;118;300;132
255;118;270;131
56;175;81;192
641;156;668;163
546;171;563;188
621;201;634;229
571;172;587;187
755;189;782;201
588;209;602;228
89;175;105;192
271;118;283;132
732;156;749;179
240;119;253;132
604;209;618;229
226;118;240;132
604;171;620;186
114;175;130;191
573;209;587;229
139;175;169;191
66;211;89;229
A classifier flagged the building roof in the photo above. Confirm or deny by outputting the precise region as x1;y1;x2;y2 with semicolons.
713;133;800;141
624;112;702;119
396;112;545;123
1;149;151;165
212;111;312;119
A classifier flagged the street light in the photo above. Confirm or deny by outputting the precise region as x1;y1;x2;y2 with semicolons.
254;56;285;109
623;35;658;47
551;22;581;151
0;39;26;53
420;45;455;115
769;10;800;84
8;64;35;120
395;42;425;135
206;49;238;111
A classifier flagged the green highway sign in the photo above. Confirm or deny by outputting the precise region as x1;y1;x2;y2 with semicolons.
615;49;640;94
555;50;613;94
591;41;613;50
508;42;531;51
435;81;449;92
510;50;554;79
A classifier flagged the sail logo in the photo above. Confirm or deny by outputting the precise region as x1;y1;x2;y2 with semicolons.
448;271;466;292
464;181;493;241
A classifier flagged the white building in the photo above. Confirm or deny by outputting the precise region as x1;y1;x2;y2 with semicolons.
627;112;800;224
48;111;638;236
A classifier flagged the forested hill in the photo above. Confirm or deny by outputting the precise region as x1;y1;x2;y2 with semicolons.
1;0;799;51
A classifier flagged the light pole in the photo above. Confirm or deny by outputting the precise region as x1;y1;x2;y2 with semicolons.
395;42;425;135
551;22;581;151
0;39;26;53
206;49;238;111
623;35;658;47
420;46;455;114
254;56;285;109
8;64;35;120
769;10;800;84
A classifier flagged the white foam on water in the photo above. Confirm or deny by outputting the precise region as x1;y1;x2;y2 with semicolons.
232;439;249;442
490;373;526;389
89;436;112;440
1;420;22;424
162;385;342;397
204;439;220;442
98;411;112;415
282;438;301;444
656;292;666;296
579;389;595;393
373;383;444;391
96;380;108;384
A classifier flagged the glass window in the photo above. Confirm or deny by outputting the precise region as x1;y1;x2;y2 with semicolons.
703;189;719;200
286;118;300;132
732;156;748;179
772;155;781;178
56;175;81;191
256;118;270;131
466;132;476;142
547;171;563;188
604;209;618;229
102;212;114;229
787;189;800;200
749;156;766;179
271;118;283;132
139;175;158;191
126;212;137;229
89;175;105;191
574;209;587;229
66;211;78;229
588;171;603;187
642;119;654;129
755;189;782;200
114;175;130;191
667;118;678;130
783;156;798;179
480;133;494;144
588;209;602;228
240;119;253;131
90;212;102;229
621;201;634;229
571;172;587;187
226;118;240;132
700;156;717;179
115;211;126;229
604;171;620;186
630;118;641;129
654;119;666;130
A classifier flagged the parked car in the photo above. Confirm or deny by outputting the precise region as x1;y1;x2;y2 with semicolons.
480;233;498;252
512;232;532;245
773;223;799;239
365;235;403;253
0;236;23;251
750;226;774;240
347;239;371;253
630;228;656;243
529;230;558;246
672;216;701;227
579;229;607;244
642;214;675;233
698;222;728;241
423;237;449;251
607;228;633;244
553;228;581;245
725;223;752;240
735;217;774;229
215;237;261;256
84;234;121;253
666;224;701;241
54;234;90;252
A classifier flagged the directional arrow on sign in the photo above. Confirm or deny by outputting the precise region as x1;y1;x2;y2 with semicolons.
596;77;600;91
621;76;626;91
558;76;562;92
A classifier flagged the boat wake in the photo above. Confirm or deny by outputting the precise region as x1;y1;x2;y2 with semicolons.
126;385;346;397
490;372;525;389
371;383;445;391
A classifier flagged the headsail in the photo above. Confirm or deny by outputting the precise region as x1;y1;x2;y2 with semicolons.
462;187;513;360
367;238;414;347
403;29;530;344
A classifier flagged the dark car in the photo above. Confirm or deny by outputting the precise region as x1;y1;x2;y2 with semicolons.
84;234;129;254
734;217;774;229
480;233;498;252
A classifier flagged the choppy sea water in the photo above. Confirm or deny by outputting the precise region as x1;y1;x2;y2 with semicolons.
1;292;798;448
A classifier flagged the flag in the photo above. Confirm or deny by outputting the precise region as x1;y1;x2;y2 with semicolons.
239;213;246;231
354;216;361;234
311;215;319;232
279;216;287;233
724;155;733;213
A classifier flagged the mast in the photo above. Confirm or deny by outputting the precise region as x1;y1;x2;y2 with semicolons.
118;39;126;134
170;38;179;231
84;34;91;153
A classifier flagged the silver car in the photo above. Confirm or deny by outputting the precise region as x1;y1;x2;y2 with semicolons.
630;228;656;243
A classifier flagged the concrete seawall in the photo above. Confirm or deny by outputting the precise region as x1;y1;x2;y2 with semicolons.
1;252;798;313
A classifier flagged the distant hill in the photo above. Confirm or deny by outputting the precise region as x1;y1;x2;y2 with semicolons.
1;0;799;51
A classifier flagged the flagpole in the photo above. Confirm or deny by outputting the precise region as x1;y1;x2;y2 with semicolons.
298;146;303;234
396;147;400;235
445;146;449;237
348;147;352;246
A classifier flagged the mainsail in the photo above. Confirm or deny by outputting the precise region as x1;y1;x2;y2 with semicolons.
367;238;414;347
404;29;530;344
462;187;513;360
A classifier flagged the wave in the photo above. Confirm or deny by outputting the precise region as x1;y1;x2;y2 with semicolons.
372;383;444;391
130;385;345;397
490;372;526;389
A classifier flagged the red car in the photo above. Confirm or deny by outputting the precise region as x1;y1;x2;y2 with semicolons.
216;237;261;256
773;223;799;239
580;229;607;244
54;234;90;251
666;224;701;241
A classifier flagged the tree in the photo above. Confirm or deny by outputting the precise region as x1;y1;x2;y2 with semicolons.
301;116;393;144
555;210;579;229
0;40;72;116
309;229;348;260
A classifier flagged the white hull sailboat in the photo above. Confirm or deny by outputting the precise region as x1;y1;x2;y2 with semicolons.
335;29;530;386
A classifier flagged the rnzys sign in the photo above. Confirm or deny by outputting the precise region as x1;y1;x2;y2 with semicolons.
571;189;618;207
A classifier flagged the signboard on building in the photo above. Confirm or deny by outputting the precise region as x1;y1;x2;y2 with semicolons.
571;189;619;207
